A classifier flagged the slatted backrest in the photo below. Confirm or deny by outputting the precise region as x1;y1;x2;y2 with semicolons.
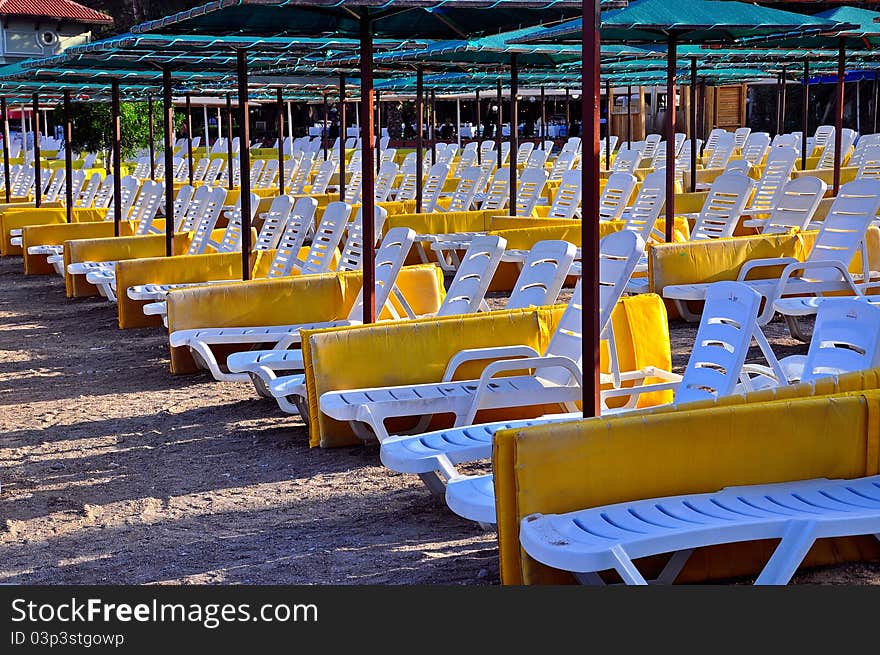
610;148;641;174
482;167;511;211
92;174;115;209
640;134;662;161
547;169;582;219
742;132;771;165
447;166;483;212
436;235;506;317
691;172;754;240
185;186;230;255
203;158;225;185
772;133;800;151
69;169;86;200
515;167;549;218
256;159;279;188
599;172;637;221
266;210;313;278
499;141;511;165
170;185;195;230
813;125;834;151
805;179;880;278
81;152;97;169
675;281;762;405
851;134;880;167
856;144;880;180
289;157;312;194
175;184;211;232
723;159;751;176
344;164;364;204
399;151;417;175
563;137;581;152
299;201;353;275
422;162;451;213
43;169;65;202
818;128;857;169
381;148;397;165
516;142;535;167
374;161;399;202
107;176;140;218
705;132;736;169
348;150;362;171
12;166;34;196
507;240;577;309
172;157;189;182
476;151;498;191
74;172;102;208
480;140;495;154
437;144;456;165
395;170;418;201
345;227;417;321
747;147;797;214
254;194;296;251
310;159;337;195
800;298;880;383
675;139;702;168
248;159;266;185
549;148;576;182
733;127;752;149
623;169;667;243
525;148;549;170
761;176;827;235
132;181;165;235
336;206;389;272
704;128;728;153
458;147;478;170
213;192;259;253
191;157;211;182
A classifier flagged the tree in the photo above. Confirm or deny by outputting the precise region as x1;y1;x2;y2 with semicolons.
68;100;183;164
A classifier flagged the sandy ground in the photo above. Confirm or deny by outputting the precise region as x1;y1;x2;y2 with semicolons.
1;257;878;585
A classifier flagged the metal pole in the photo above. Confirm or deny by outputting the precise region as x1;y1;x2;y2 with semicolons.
495;78;502;165
203;103;210;153
626;84;632;148
286;101;293;141
339;73;347;202
510;53;519;216
185;93;194;186
64;91;73;223
664;35;677;243
237;49;253;281
874;69;879;135
775;72;783;137
217;106;222;139
1;97;10;204
277;87;285;195
455;97;461;150
32;93;41;208
475;88;482;165
148;95;156;180
540;85;546;148
359;17;377;324
321;94;328;161
565;87;570;140
430;90;437;165
375;90;381;175
110;80;121;236
582;0;601;418
225;93;234;191
416;66;424;212
780;66;787;136
690;58;697;193
605;78;611;168
802;59;810;170
163;68;174;256
833;39;845;195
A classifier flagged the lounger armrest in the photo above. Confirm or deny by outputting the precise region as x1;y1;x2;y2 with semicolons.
778;260;861;292
462;355;582;425
737;257;799;281
442;345;540;382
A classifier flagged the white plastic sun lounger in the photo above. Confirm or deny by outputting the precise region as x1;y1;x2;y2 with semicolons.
319;230;642;444
519;475;880;585
249;239;577;411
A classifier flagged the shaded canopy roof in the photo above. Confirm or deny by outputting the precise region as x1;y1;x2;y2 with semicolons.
746;6;880;50
514;0;854;45
130;0;583;40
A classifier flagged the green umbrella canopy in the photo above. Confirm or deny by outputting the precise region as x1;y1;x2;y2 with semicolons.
314;24;658;72
513;0;854;45
130;0;583;40
744;6;880;50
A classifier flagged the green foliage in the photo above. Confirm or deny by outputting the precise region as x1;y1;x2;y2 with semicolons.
69;101;183;161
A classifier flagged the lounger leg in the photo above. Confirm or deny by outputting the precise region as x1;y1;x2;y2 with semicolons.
574;572;606;586
653;548;694;585
673;299;702;323
609;545;649;585
755;521;816;585
783;314;811;343
417;472;448;497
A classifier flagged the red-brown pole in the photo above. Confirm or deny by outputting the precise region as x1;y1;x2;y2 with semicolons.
360;17;376;324
236;49;252;281
110;82;121;235
582;0;601;418
664;35;677;243
510;53;519;215
1;97;10;204
185;92;194;186
163;68;175;255
32;92;42;208
64;90;73;224
277;87;285;196
834;39;845;195
416;66;424;213
339;72;347;202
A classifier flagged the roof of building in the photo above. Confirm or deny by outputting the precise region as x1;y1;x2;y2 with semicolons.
0;0;113;25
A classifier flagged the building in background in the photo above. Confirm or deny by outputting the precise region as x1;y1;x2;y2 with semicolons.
0;0;112;65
